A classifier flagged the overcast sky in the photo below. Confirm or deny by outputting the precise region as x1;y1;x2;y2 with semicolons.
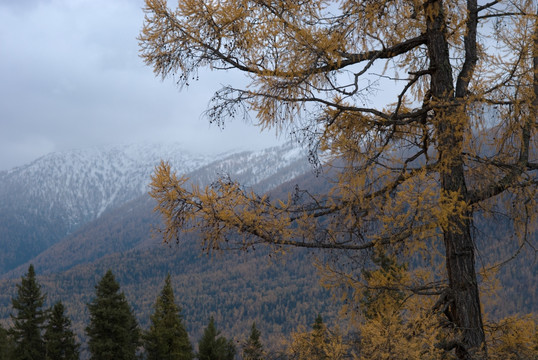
0;0;283;171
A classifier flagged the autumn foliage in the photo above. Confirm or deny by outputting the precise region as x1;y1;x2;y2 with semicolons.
140;1;538;359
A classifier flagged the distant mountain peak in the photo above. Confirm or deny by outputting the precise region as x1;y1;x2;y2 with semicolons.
0;142;310;274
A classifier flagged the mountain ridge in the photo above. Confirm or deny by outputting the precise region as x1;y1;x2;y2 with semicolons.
0;142;310;275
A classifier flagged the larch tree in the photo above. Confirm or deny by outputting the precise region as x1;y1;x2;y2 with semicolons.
10;264;46;360
85;270;140;360
43;302;79;360
356;251;443;359
286;314;349;360
143;274;194;360
139;1;538;359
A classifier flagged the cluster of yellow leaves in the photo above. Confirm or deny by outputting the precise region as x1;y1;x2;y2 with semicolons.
486;315;538;360
149;161;294;251
345;254;538;360
358;298;445;360
286;320;350;360
362;258;444;360
308;252;448;359
287;309;449;360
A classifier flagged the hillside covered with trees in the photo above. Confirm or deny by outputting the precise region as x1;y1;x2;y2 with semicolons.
0;264;342;359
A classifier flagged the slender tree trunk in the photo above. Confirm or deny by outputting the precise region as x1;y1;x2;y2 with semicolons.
425;1;486;359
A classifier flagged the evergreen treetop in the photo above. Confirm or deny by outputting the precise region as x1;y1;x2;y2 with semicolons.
10;264;46;360
86;269;140;360
144;274;193;360
198;316;236;360
242;322;264;360
44;301;79;360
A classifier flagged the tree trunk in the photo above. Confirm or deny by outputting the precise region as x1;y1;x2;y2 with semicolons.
425;1;486;359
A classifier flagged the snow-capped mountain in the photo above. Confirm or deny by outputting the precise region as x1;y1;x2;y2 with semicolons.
0;142;310;274
188;143;311;190
0;143;214;230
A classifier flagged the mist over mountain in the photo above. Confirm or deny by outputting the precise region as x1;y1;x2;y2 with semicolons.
0;142;311;275
0;143;213;228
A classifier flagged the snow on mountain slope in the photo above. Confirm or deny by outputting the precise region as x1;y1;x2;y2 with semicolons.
0;143;214;231
0;142;310;274
188;142;312;190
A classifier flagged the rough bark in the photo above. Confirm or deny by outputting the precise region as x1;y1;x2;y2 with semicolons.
425;1;486;359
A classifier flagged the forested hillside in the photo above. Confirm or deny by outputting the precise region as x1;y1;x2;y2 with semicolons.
0;241;338;357
0;143;535;358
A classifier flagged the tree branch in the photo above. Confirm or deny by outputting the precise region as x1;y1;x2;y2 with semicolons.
467;8;538;205
456;0;478;98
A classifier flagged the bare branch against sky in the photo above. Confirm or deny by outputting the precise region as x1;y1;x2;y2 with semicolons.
0;0;282;171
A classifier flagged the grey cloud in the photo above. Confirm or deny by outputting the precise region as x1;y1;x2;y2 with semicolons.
0;0;281;171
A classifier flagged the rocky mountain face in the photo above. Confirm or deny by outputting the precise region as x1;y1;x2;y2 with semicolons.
0;142;311;275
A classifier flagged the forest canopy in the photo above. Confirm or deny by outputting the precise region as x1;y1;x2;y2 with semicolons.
140;1;538;359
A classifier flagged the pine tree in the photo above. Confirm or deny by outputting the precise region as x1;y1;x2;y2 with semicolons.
242;322;264;360
143;274;193;360
10;264;46;360
43;302;79;360
197;317;236;360
85;270;140;360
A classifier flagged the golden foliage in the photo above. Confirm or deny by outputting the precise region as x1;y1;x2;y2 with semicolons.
141;0;538;358
286;317;351;360
486;315;538;360
343;251;446;359
358;297;445;360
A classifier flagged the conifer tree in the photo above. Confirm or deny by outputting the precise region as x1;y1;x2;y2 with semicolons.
197;317;236;360
86;270;140;360
357;254;443;359
242;322;264;360
359;251;407;320
143;274;193;360
311;314;326;359
43;302;79;360
10;264;46;360
0;323;14;360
